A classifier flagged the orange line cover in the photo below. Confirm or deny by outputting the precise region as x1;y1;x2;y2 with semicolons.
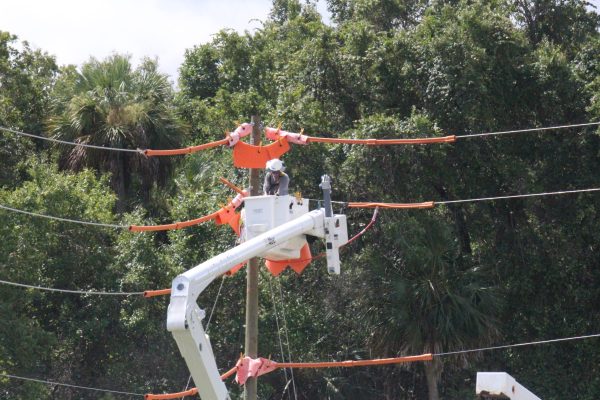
129;211;220;232
145;387;197;400
144;138;229;156
145;367;238;399
278;353;433;369
235;353;433;384
143;288;172;298
306;136;456;145
348;201;435;209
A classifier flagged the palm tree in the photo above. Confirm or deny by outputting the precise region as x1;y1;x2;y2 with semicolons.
47;55;186;212
368;215;501;400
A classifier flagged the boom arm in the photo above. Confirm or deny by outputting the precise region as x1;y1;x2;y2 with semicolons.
167;210;325;400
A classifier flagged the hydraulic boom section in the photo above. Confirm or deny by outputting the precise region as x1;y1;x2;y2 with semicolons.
166;176;347;400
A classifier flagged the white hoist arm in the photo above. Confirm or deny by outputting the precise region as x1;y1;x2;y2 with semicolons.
166;210;325;400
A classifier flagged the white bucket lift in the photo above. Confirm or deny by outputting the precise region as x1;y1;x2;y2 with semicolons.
476;372;542;400
166;175;348;400
243;194;309;260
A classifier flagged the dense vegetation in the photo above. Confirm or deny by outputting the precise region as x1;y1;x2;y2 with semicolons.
2;1;600;399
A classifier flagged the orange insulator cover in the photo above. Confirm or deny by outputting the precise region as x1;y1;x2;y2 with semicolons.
232;139;290;168
215;205;236;225
214;206;241;236
265;243;312;276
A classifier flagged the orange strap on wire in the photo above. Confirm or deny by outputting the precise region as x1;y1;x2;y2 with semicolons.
145;367;238;399
219;177;246;195
306;136;455;145
278;353;433;369
348;201;435;209
129;211;220;232
144;138;229;156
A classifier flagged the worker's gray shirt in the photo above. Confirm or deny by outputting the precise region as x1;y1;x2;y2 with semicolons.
263;172;289;195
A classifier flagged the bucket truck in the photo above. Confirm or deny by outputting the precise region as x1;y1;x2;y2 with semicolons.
166;175;348;400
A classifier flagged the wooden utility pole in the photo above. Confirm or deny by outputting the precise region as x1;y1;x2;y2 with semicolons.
244;115;261;400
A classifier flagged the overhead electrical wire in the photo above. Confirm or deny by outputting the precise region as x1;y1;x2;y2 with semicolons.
264;121;600;147
0;204;126;229
0;279;144;296
6;332;599;398
0;126;142;154
3;187;600;233
1;279;234;400
318;187;600;209
229;331;600;384
276;278;299;400
435;187;600;205
0;372;144;397
455;121;600;139
0;208;379;298
267;275;293;400
3;121;599;158
306;135;456;145
346;187;600;209
435;332;600;356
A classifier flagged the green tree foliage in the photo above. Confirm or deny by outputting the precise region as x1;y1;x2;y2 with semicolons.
47;55;187;212
175;0;600;398
514;0;600;50
2;0;600;399
0;31;58;188
0;160;119;399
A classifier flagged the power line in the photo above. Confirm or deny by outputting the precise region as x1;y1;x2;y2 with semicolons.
0;373;144;397
455;121;600;138
4;122;599;156
314;187;600;209
206;276;226;333
267;275;291;400
236;332;600;373
0;204;126;229
436;187;600;205
0;126;142;153
435;333;600;357
0;279;144;296
3;333;598;397
276;278;298;400
4;187;600;230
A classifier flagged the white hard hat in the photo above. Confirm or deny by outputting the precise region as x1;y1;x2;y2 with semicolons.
266;158;284;172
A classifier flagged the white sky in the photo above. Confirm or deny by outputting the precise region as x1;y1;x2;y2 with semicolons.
0;0;330;84
1;0;599;86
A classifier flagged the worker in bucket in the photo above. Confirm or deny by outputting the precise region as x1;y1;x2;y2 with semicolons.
263;158;289;195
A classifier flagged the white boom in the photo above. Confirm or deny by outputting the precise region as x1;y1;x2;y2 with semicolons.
167;176;347;400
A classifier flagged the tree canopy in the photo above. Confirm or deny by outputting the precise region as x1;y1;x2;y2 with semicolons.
2;1;600;399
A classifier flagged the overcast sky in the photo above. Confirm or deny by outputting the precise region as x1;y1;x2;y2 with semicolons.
0;0;330;84
1;0;599;86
